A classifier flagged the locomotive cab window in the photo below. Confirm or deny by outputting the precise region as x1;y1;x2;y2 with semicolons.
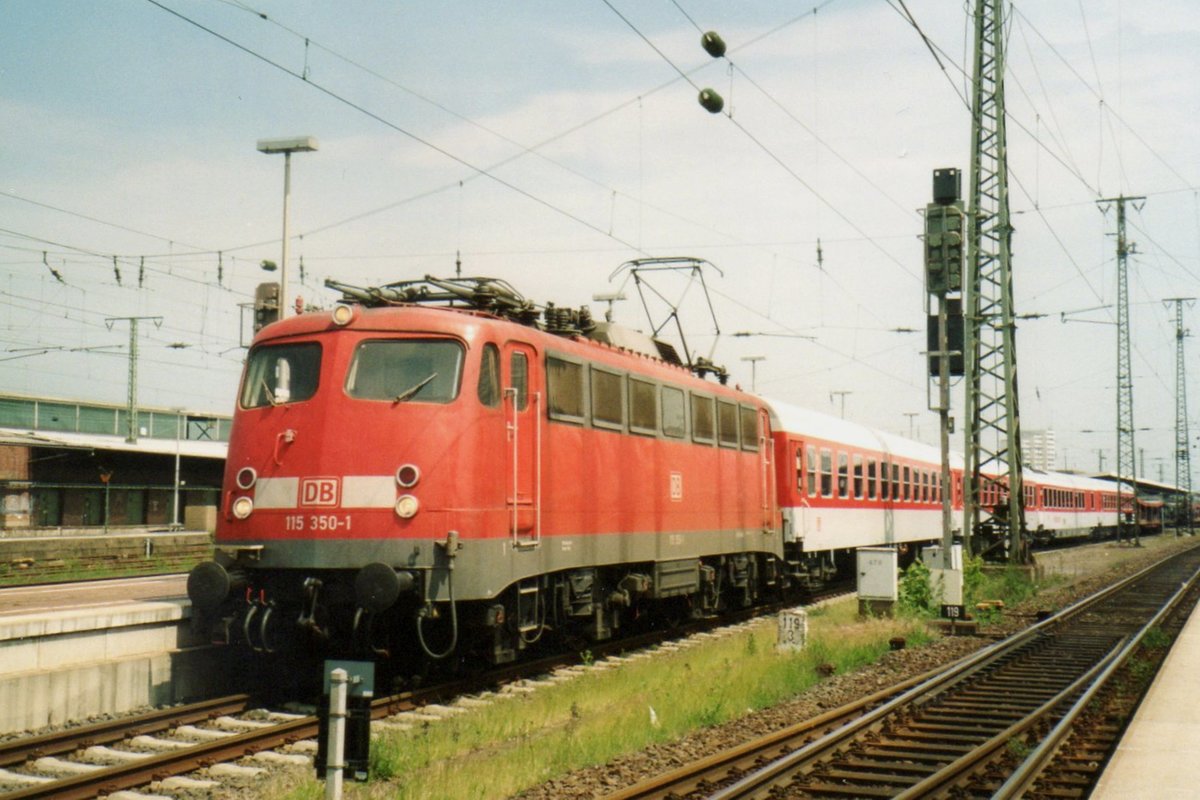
241;342;321;408
717;400;739;448
661;386;686;438
346;339;463;403
477;343;500;407
591;367;625;430
547;356;586;423
629;378;657;435
691;393;715;444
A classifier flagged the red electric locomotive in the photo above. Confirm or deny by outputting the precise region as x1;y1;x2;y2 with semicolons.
187;277;784;668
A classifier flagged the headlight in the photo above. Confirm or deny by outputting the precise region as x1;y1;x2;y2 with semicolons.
396;464;420;488
232;496;254;520
394;494;420;519
332;304;355;326
235;467;257;490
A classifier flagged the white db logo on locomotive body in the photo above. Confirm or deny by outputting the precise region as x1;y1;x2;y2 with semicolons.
300;477;341;507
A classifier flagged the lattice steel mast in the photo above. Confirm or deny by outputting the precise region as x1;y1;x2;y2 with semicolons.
963;0;1027;562
1099;196;1144;545
1166;296;1195;536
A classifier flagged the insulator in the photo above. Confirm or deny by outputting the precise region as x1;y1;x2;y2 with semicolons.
701;31;726;58
698;88;724;114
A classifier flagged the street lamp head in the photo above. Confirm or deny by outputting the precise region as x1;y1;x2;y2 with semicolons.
256;136;319;154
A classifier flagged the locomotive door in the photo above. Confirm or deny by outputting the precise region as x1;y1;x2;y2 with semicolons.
504;342;540;546
759;408;776;532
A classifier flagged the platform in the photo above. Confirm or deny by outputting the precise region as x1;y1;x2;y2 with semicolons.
1091;596;1200;798
0;577;229;734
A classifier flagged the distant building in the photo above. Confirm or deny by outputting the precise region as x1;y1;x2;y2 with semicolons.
0;393;228;532
1023;429;1057;472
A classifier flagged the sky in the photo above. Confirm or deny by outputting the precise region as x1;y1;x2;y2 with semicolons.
1;0;1198;479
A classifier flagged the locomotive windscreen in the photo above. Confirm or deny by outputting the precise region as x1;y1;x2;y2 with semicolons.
240;342;321;407
345;339;464;403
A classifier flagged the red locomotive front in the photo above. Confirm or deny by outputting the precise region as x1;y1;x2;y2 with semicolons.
187;277;784;670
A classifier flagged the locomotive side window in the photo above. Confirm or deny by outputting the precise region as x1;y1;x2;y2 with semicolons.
346;339;463;403
820;448;833;497
837;452;849;498
477;344;501;407
739;406;758;451
807;445;818;496
691;394;715;443
591;367;625;430
629;378;657;435
241;342;321;408
717;401;739;448
547;357;585;422
510;351;529;411
661;386;686;438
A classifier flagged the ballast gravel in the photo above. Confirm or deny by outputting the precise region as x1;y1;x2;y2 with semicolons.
513;536;1199;800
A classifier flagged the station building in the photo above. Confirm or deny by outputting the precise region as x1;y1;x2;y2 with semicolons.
0;393;228;533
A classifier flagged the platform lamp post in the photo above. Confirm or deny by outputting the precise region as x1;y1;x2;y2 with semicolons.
171;409;184;530
257;136;318;319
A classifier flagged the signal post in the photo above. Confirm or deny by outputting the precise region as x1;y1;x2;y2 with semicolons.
925;168;965;615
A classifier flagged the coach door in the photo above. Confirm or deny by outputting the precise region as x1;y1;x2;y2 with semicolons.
504;342;540;546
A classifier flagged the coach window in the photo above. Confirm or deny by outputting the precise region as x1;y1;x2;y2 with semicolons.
837;453;849;498
477;344;501;407
739;406;759;451
691;393;716;444
902;465;911;501
547;356;586;423
242;341;321;408
852;455;864;499
795;446;804;492
591;367;625;430
867;459;877;500
807;445;818;496
820;448;833;497
510;351;529;411
717;400;739;448
345;339;463;403
629;378;657;435
881;460;891;501
661;386;686;438
892;463;901;501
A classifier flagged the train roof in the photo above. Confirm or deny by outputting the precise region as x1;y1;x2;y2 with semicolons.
765;397;962;468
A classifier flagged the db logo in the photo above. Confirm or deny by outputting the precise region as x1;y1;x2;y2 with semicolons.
300;477;340;507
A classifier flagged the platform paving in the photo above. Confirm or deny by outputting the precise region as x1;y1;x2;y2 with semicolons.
1091;593;1200;799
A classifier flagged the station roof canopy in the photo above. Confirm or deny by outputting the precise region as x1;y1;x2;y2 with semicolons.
1091;472;1188;496
0;428;227;460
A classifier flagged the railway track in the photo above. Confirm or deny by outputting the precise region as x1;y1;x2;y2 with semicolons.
0;591;799;799
607;543;1200;800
